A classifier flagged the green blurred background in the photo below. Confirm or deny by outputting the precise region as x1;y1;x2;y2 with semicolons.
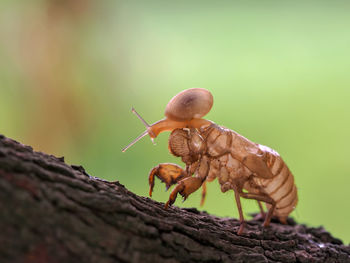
1;1;349;243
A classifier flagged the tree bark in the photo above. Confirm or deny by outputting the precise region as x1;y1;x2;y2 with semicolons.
0;134;349;263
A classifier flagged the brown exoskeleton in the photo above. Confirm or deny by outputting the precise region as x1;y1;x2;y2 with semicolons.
122;88;298;234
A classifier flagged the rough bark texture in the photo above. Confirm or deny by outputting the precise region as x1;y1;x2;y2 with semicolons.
0;134;349;263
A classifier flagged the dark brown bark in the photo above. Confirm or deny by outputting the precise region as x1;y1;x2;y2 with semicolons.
0;134;349;263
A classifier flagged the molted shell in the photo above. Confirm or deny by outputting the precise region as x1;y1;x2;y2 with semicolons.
165;88;213;121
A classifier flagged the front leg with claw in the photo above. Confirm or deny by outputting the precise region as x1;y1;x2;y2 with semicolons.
148;163;189;197
165;177;204;209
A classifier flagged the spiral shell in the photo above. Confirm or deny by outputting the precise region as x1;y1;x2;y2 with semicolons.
165;88;213;121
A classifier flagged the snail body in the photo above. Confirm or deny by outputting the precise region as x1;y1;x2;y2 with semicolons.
148;88;213;138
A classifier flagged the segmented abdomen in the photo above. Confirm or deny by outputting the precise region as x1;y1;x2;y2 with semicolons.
256;149;298;220
202;124;298;220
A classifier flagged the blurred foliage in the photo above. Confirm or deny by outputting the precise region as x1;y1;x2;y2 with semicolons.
1;1;349;243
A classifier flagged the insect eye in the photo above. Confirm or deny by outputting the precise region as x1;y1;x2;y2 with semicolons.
168;129;190;157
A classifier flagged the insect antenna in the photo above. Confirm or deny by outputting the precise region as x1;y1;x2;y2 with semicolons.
121;107;155;152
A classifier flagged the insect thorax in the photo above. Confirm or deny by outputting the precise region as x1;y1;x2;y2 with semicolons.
168;128;206;165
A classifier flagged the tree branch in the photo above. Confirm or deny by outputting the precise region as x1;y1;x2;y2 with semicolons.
0;134;349;263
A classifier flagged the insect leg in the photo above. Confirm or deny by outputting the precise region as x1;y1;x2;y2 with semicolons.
164;177;203;209
234;190;245;235
251;201;266;222
164;155;209;208
257;201;265;217
263;202;277;227
200;181;207;207
238;192;276;228
148;163;188;197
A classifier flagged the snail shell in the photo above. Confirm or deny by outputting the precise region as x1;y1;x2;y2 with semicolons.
165;88;213;122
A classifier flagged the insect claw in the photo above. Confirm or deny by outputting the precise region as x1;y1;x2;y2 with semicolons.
164;201;170;209
237;223;245;235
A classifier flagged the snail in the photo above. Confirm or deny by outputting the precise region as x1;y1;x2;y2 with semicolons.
122;88;214;152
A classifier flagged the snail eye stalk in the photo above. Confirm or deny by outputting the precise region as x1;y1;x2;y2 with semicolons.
131;107;150;128
122;107;155;152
